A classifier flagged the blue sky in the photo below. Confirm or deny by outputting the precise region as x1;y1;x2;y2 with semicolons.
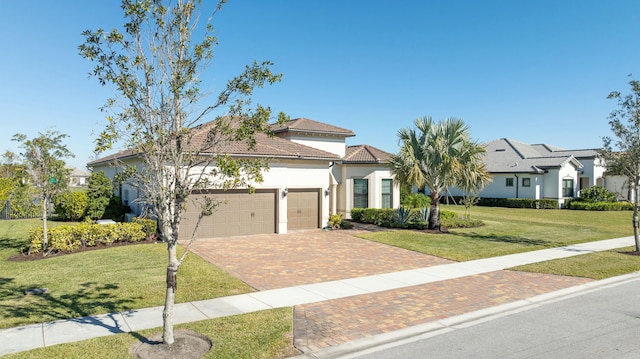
1;0;639;170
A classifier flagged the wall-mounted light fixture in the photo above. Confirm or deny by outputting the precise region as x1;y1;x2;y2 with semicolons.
324;188;330;196
282;187;288;196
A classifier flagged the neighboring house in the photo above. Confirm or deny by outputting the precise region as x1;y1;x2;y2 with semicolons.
68;167;91;187
447;138;607;206
87;118;399;239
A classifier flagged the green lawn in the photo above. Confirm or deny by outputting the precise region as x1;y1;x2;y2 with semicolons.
0;219;252;329
3;308;298;359
511;246;640;279
358;205;635;261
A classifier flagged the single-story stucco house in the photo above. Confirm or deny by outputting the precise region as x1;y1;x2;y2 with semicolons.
87;118;399;239
447;138;634;205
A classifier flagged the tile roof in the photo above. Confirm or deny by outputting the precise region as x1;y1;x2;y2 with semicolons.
271;118;355;137
88;118;341;167
343;145;393;164
484;138;587;173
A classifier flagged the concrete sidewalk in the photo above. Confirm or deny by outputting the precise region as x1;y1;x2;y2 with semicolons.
0;236;635;357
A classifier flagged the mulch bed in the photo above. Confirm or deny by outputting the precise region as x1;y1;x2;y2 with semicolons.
7;238;162;262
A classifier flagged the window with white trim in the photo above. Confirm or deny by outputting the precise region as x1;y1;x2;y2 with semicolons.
353;179;368;208
381;179;393;208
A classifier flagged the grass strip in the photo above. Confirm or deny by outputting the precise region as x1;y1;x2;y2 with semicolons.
2;308;298;359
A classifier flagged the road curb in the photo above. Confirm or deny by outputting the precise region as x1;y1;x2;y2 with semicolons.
293;271;640;359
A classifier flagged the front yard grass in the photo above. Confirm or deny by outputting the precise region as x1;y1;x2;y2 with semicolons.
357;205;635;261
511;247;640;279
3;307;298;359
0;219;252;329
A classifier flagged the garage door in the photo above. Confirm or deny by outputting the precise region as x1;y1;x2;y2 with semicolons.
287;189;320;231
179;189;276;240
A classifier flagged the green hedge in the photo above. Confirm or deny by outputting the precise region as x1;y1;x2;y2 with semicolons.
350;207;481;229
565;200;634;211
29;222;147;254
474;197;559;209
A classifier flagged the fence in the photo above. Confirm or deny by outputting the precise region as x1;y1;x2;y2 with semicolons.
0;200;40;220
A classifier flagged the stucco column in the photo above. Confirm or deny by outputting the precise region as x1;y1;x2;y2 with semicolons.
330;184;337;215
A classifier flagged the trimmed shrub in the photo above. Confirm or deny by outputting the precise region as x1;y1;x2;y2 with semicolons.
103;196;130;222
474;197;559;209
579;186;616;203
86;171;113;220
133;217;158;240
350;207;480;229
54;190;88;221
28;222;148;254
328;214;343;229
566;201;633;211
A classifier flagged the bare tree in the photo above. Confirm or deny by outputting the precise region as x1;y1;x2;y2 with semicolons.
80;0;285;345
599;79;640;252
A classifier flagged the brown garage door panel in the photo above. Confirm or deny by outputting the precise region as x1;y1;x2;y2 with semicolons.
287;190;320;230
179;190;276;240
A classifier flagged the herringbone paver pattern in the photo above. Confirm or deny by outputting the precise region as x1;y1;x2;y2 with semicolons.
189;229;453;290
293;270;593;352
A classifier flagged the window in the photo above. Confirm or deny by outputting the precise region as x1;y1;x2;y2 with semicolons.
522;178;531;187
381;179;393;208
562;179;574;197
353;179;368;208
506;178;514;187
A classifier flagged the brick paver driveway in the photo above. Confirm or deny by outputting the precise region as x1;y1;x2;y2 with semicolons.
188;227;454;291
188;226;594;354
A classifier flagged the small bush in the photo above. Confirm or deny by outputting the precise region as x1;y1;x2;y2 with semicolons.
579;186;617;202
340;220;354;229
133;217;157;240
102;196;130;222
328;214;343;229
54;190;88;221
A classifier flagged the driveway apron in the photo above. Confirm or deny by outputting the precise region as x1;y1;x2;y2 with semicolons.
188;228;595;354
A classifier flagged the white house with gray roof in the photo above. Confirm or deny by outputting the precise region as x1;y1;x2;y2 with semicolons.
447;138;610;206
88;118;399;239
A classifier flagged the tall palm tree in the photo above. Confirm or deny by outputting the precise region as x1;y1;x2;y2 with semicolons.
390;116;487;229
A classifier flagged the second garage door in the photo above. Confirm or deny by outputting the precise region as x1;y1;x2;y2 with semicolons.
179;189;276;240
287;189;320;231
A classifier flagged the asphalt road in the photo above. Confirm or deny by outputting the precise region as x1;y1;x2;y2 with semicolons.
348;277;640;359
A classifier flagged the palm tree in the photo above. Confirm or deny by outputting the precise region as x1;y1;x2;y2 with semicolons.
390;116;487;229
455;141;491;219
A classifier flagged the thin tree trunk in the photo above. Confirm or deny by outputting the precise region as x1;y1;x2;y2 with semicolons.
162;242;179;345
634;183;640;252
42;196;48;250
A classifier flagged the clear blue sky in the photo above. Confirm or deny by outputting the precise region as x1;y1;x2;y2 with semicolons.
1;0;639;170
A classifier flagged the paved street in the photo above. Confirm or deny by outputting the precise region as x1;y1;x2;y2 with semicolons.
343;277;640;359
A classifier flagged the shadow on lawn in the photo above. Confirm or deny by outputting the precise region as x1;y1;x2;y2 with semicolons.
455;232;564;247
0;235;28;252
0;279;151;342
